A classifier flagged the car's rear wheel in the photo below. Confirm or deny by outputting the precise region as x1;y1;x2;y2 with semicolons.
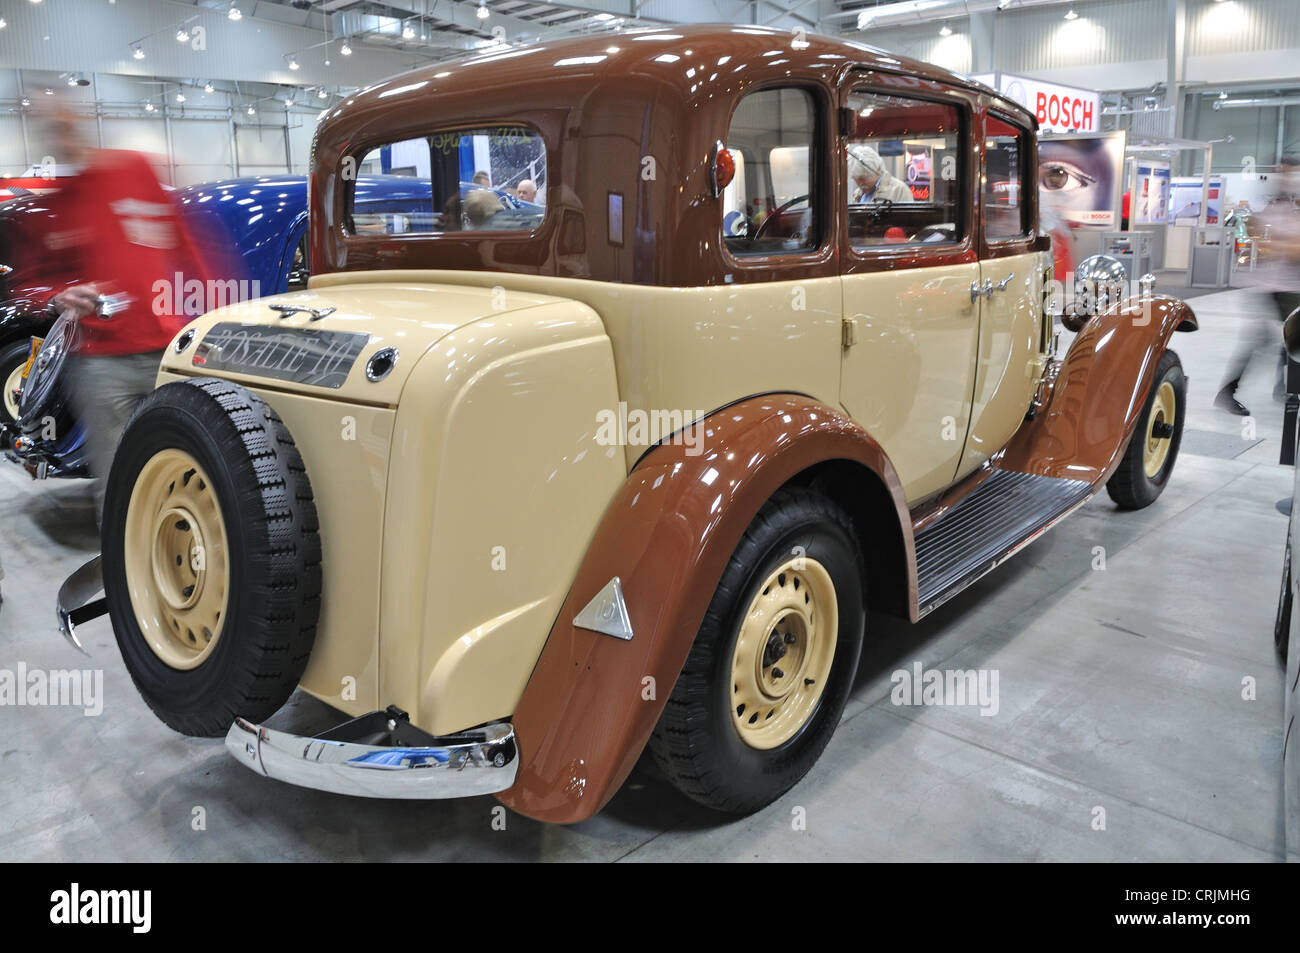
648;487;865;814
102;378;321;736
1107;349;1186;510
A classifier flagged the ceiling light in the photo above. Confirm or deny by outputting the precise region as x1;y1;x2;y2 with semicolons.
132;45;145;59
21;97;30;107
246;105;256;115
1219;90;1228;100
403;24;415;39
289;57;300;70
997;0;1012;8
0;18;7;29
176;28;189;42
176;92;185;103
317;88;328;98
1064;7;1078;19
67;75;78;86
476;2;490;20
43;87;53;95
145;101;155;112
939;24;952;36
340;40;352;55
204;81;214;93
592;12;614;20
228;5;242;21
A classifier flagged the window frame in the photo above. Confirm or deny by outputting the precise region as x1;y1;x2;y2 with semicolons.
717;81;834;271
342;121;550;242
839;76;977;273
979;109;1038;255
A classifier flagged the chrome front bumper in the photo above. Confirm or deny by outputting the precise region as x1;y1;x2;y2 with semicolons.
225;708;519;799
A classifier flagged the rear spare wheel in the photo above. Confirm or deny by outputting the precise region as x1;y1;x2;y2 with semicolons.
101;378;321;737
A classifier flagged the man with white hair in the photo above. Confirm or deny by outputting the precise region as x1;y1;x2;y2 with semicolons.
847;143;914;204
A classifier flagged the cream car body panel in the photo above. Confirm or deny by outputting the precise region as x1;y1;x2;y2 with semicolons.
839;261;980;501
378;302;624;734
959;250;1049;478
309;270;844;476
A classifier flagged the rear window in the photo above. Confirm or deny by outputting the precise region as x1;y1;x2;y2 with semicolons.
348;125;546;235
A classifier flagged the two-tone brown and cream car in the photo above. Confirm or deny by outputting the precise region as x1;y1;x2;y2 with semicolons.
59;25;1196;823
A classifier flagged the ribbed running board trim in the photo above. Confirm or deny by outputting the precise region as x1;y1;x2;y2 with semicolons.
914;469;1092;616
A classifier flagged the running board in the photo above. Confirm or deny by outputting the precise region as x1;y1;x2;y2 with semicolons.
914;470;1092;617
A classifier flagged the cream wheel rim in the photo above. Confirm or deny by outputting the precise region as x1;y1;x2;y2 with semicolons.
1143;380;1176;478
730;557;838;750
3;361;23;420
124;449;230;669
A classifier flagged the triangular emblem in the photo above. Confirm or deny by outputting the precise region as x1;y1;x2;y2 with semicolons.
573;576;634;641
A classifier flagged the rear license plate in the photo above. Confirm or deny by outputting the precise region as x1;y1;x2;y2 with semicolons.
192;323;370;389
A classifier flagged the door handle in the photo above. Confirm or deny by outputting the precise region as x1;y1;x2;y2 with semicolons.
970;278;993;303
995;272;1015;292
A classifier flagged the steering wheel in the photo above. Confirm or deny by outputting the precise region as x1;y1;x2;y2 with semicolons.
752;193;810;243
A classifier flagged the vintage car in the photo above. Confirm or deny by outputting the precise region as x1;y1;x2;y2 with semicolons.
57;25;1196;824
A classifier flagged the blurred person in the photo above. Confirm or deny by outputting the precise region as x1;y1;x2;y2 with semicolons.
1215;156;1300;416
472;170;491;187
847;144;913;204
12;108;214;520
516;178;539;204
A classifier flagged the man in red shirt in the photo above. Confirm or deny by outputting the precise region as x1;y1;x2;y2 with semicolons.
22;111;211;519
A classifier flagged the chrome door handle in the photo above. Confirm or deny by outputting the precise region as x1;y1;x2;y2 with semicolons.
970;278;993;303
995;272;1015;292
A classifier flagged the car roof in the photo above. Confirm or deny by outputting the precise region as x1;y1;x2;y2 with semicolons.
333;23;1027;128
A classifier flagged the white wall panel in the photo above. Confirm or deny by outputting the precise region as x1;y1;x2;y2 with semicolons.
0;117;29;172
235;126;287;169
99;118;169;157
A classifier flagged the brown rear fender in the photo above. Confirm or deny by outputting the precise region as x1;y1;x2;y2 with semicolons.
1000;294;1197;485
497;394;912;824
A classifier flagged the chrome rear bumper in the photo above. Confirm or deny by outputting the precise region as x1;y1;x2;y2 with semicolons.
225;708;518;799
57;555;106;654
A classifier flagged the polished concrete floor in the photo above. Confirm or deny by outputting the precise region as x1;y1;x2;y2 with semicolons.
0;285;1291;862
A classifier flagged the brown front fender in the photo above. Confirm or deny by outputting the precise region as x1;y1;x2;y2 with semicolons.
496;394;911;824
1000;294;1197;484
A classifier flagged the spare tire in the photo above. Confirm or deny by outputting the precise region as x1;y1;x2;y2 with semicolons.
102;378;321;737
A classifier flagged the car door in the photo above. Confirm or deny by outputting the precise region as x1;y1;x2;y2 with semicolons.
957;111;1048;479
838;76;981;503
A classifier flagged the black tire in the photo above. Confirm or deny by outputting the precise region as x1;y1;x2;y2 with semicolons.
1277;526;1292;663
648;487;865;815
1107;348;1186;510
102;379;321;737
0;337;32;429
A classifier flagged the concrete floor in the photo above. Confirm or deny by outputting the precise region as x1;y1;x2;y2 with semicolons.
0;285;1291;861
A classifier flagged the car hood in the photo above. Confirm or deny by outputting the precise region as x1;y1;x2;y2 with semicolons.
158;281;574;405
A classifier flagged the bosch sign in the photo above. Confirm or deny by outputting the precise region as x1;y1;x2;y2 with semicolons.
1036;92;1094;131
971;72;1101;134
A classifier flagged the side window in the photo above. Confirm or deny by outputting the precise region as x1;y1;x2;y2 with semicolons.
846;90;963;248
349;126;546;236
983;116;1031;240
722;87;819;256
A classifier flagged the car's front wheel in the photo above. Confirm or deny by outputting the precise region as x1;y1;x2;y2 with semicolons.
648;487;865;814
1107;348;1186;510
